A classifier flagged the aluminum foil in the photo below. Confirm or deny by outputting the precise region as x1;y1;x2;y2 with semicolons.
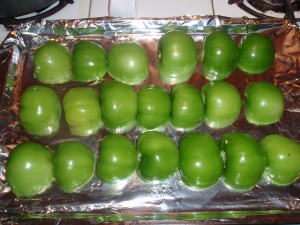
0;15;300;224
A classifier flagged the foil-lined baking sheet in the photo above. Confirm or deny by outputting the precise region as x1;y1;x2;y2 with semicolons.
0;15;300;224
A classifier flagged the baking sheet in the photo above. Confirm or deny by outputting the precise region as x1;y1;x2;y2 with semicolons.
0;15;300;224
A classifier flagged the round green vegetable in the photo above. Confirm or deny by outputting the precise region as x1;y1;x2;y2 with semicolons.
107;42;149;85
238;33;275;74
244;81;284;125
179;132;223;189
6;142;54;197
158;30;198;84
34;40;72;84
171;83;204;130
260;134;300;186
99;80;137;133
137;131;179;182
201;81;242;129
200;30;239;80
20;85;61;136
137;85;171;130
96;134;138;184
221;132;266;190
63;87;103;136
72;40;107;82
53;141;95;193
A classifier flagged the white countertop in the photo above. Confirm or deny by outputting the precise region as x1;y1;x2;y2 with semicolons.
90;0;254;18
0;25;7;44
0;0;259;44
0;0;90;44
90;0;214;18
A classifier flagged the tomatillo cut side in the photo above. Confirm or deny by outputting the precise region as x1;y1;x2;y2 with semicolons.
6;142;54;198
200;30;239;81
72;40;107;82
34;40;72;84
220;132;266;190
171;83;204;130
99;80;138;133
96;134;138;184
107;42;149;85
137;85;171;130
63;87;103;136
158;30;198;84
19;85;62;136
137;131;179;182
259;134;300;186
53;141;95;193
179;132;223;189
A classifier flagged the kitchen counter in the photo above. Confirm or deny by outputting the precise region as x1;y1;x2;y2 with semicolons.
0;0;257;44
0;0;90;44
90;0;255;18
0;25;7;44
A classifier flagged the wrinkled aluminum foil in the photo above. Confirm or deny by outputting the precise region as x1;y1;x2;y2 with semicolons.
0;15;300;224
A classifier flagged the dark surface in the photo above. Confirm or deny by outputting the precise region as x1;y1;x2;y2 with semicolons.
247;0;300;13
228;0;300;23
0;0;74;27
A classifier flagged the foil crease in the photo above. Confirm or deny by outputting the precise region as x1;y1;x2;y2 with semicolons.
0;15;300;224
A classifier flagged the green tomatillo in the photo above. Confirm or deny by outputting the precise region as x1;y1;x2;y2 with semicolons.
63;87;103;136
72;40;107;82
200;30;239;81
171;82;204;130
137;131;179;182
96;134;138;184
6;142;54;198
137;85;171;130
259;134;300;186
179;132;223;189
201;81;242;129
244;81;284;126
53;141;95;193
158;30;198;84
107;42;149;85
238;33;275;74
220;132;266;190
99;80;137;133
19;85;62;136
34;40;72;84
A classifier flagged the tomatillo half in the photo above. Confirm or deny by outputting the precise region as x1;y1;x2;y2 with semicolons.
200;30;239;81
34;40;72;84
158;30;198;84
171;82;204;130
244;81;284;126
63;87;103;136
20;85;62;136
96;134;138;184
238;33;275;74
107;42;149;85
220;132;266;190
201;81;242;129
137;85;171;130
72;40;107;82
259;134;300;186
99;80;137;133
179;132;223;189
6;142;54;198
53;141;95;193
137;131;179;182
